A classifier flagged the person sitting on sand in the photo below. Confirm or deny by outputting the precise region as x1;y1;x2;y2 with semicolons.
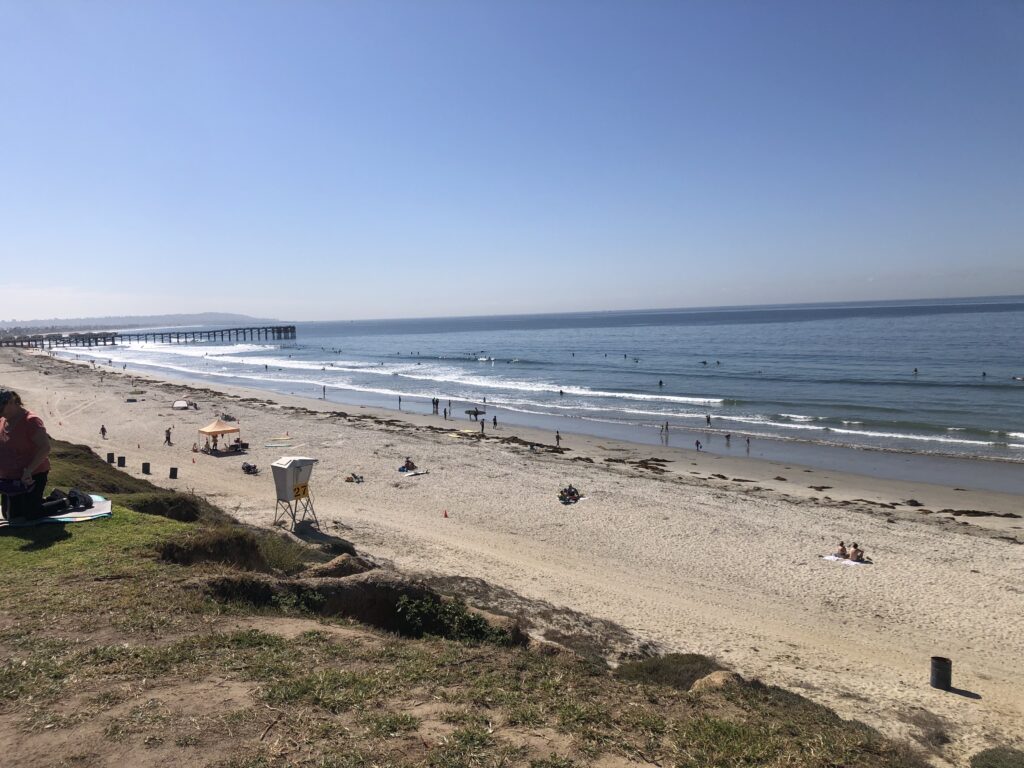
849;543;865;562
403;457;417;471
835;541;848;559
192;442;199;453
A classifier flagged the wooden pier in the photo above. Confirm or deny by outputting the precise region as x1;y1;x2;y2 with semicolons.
0;325;296;350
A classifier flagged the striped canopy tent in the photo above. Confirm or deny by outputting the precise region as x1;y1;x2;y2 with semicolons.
198;418;240;437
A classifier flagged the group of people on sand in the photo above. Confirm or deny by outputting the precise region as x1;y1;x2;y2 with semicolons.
558;484;581;504
193;436;218;453
193;435;243;454
834;540;866;562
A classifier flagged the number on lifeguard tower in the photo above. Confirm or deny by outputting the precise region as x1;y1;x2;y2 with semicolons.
293;484;309;499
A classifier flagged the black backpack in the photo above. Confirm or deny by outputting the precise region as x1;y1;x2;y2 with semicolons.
41;489;70;516
68;489;93;510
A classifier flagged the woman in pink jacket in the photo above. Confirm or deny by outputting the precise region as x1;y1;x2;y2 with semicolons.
0;389;52;521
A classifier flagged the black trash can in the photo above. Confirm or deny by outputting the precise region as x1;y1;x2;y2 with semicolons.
169;467;178;480
117;456;126;468
141;462;151;475
930;656;952;690
106;452;115;464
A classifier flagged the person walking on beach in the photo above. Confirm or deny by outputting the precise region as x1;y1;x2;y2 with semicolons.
492;415;497;429
706;414;711;426
164;427;173;446
398;396;402;409
100;425;107;440
480;420;485;434
555;431;561;447
443;408;447;420
695;440;702;451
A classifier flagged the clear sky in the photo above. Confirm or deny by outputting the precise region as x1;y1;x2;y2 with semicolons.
1;1;1022;322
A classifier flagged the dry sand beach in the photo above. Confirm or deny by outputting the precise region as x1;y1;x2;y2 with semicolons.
4;351;1023;763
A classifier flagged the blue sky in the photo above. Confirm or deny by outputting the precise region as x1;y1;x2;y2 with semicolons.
1;1;1022;321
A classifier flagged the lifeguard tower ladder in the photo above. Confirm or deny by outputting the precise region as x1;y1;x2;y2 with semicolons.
270;456;319;530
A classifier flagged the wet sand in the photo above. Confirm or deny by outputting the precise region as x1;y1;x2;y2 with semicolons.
4;350;1023;762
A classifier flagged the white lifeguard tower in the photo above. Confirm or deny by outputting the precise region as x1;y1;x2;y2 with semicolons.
270;456;319;530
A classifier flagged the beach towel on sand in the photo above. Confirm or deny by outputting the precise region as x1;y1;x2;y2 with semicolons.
821;554;871;566
0;495;112;529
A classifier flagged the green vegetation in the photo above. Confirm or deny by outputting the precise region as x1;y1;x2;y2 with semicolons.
395;595;516;644
0;439;944;766
615;652;724;691
972;747;1024;768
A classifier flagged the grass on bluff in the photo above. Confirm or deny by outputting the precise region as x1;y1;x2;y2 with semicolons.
971;747;1024;768
0;440;936;767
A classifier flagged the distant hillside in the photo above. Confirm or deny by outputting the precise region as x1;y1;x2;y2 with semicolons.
0;312;278;335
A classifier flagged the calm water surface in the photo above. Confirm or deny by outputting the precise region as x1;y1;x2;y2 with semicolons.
59;298;1024;477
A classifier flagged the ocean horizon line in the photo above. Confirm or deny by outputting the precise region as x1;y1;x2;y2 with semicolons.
285;293;1024;327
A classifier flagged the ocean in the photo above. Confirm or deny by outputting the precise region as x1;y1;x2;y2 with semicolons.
56;297;1024;470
